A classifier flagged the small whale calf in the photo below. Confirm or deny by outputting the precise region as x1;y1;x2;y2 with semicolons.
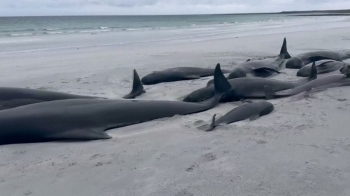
296;60;346;77
201;101;274;131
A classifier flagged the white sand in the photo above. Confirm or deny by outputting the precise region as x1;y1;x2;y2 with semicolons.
1;16;350;196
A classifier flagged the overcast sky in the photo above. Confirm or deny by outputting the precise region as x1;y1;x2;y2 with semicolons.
0;0;349;16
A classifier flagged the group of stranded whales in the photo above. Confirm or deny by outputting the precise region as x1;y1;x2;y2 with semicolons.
0;65;231;145
2;37;350;145
206;38;289;86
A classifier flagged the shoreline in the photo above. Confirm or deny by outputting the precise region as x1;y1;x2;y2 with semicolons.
0;16;350;196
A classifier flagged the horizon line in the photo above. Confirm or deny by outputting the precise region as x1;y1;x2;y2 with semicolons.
0;8;349;17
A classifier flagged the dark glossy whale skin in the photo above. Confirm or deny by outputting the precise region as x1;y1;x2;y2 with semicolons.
297;60;345;77
265;74;350;99
0;64;231;145
206;101;274;131
184;62;317;103
0;87;102;101
205;37;290;86
0;87;103;110
286;50;350;69
184;76;313;103
141;66;230;85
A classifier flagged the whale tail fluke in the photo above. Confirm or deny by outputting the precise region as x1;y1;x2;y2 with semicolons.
123;69;146;99
279;37;291;59
206;114;217;131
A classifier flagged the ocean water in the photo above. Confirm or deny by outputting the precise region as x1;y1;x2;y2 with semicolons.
1;14;347;53
0;14;295;38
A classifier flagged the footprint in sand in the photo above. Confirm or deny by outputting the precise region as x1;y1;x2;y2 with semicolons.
175;189;194;196
185;152;217;172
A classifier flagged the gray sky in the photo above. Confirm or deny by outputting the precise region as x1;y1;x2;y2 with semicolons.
0;0;349;16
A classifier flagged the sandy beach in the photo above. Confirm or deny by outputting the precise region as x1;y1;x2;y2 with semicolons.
1;16;350;196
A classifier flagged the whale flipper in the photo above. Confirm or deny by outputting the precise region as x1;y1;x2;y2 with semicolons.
279;37;291;59
249;114;260;121
264;85;275;100
47;129;112;140
251;67;281;77
123;69;146;99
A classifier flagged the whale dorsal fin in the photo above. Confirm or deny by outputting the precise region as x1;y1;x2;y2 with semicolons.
308;62;318;81
123;69;146;99
279;37;291;59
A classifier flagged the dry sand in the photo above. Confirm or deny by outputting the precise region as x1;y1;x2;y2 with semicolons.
1;16;350;196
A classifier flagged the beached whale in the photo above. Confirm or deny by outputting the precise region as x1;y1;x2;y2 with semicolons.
0;87;101;102
227;37;290;78
286;50;350;69
340;63;350;75
183;63;316;103
206;38;290;86
296;60;346;77
0;68;144;109
265;63;350;99
123;69;146;99
0;87;103;110
141;64;231;85
0;64;231;145
200;101;274;131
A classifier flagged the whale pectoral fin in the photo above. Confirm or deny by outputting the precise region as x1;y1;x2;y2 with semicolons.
47;129;112;141
255;67;281;74
183;75;201;80
318;62;329;67
249;115;260;121
252;67;280;77
241;99;253;103
264;85;275;100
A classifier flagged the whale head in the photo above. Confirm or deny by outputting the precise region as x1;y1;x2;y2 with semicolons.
141;72;163;85
286;57;304;69
227;67;247;79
